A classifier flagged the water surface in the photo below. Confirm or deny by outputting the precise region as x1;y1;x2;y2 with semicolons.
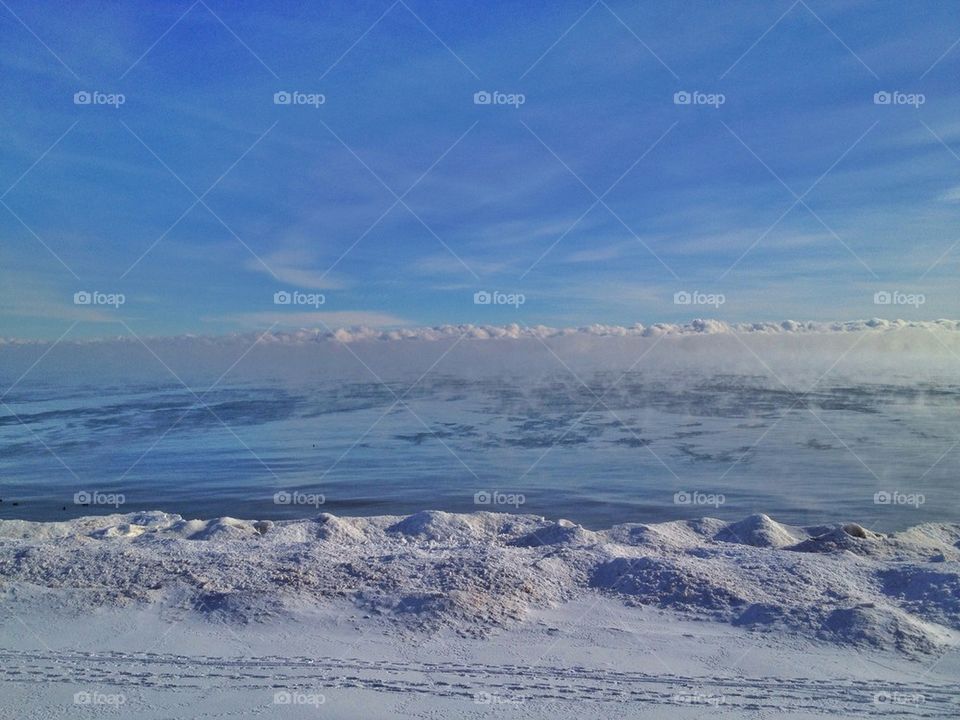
1;373;956;531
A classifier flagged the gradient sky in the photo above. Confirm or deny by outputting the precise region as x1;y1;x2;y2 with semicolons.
2;0;959;339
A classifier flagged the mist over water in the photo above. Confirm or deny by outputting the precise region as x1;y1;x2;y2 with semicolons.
2;322;957;530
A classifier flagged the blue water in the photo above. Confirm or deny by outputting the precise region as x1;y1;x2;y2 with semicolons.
0;374;956;530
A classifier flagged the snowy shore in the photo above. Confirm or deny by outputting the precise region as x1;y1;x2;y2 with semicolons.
1;510;958;717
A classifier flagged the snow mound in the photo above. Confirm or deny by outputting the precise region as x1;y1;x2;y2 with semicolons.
819;604;949;655
386;510;505;543
733;602;815;632
0;511;178;540
1;511;958;654
787;523;959;561
90;523;149;539
590;556;748;617
314;513;368;543
167;517;261;540
788;524;882;553
607;518;727;549
878;567;960;630
509;519;600;547
714;514;807;548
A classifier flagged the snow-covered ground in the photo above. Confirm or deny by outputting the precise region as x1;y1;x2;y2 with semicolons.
1;510;958;717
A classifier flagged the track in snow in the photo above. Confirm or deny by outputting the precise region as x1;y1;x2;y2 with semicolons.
0;648;956;716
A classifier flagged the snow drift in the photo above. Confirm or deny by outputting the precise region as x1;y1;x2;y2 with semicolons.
2;510;958;656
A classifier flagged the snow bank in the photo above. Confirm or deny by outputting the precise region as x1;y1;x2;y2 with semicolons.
1;510;958;656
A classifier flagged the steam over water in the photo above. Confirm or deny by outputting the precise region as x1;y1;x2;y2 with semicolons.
2;369;955;530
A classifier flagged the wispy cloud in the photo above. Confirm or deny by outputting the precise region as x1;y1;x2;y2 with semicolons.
2;1;960;339
244;250;346;290
938;186;960;203
207;310;409;328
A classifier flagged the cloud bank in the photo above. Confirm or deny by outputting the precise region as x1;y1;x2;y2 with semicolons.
1;319;958;389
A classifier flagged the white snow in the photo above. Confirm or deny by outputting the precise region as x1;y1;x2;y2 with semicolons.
2;510;958;654
2;510;959;717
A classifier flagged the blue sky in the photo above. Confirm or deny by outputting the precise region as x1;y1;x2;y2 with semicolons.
2;0;959;339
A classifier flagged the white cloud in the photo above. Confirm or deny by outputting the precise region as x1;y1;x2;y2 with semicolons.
245;250;345;290
5;320;959;388
668;230;831;256
939;186;960;203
